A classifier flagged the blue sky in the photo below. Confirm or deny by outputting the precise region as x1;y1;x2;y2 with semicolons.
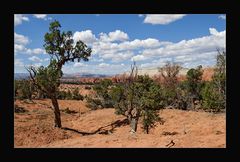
14;14;226;75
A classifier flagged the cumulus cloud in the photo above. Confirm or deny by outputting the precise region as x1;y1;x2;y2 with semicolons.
33;14;47;19
14;33;30;45
218;15;226;20
33;14;52;20
15;26;225;74
73;30;97;45
143;14;186;25
98;63;110;68
26;48;46;55
15;45;46;55
73;62;88;67
15;59;24;67
131;55;147;61
28;56;43;62
91;37;170;62
15;44;27;53
101;51;134;62
209;28;219;36
99;30;129;42
141;28;225;57
14;14;29;26
135;28;225;69
63;63;128;75
14;32;46;55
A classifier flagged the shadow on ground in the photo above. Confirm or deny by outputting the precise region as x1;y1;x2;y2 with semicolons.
62;118;129;136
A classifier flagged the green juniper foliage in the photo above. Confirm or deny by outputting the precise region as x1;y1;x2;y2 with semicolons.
27;20;91;128
201;50;226;111
86;79;114;109
110;63;163;134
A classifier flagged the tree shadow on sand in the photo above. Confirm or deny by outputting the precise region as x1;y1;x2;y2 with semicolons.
62;118;129;136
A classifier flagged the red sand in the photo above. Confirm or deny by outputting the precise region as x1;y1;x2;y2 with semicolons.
14;99;225;148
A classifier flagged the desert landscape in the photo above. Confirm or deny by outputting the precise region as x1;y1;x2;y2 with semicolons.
14;14;226;148
14;98;225;148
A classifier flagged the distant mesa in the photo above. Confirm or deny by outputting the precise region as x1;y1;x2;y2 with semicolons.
14;67;214;81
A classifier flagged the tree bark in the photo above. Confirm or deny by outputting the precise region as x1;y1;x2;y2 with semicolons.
130;117;139;133
130;108;139;133
51;96;62;128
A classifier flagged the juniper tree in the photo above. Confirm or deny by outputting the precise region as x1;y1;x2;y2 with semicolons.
14;80;35;100
202;49;226;111
185;65;203;109
86;79;114;109
27;20;91;128
72;87;84;100
158;62;182;107
110;63;163;134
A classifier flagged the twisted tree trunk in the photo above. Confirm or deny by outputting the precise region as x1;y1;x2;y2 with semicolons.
51;96;62;128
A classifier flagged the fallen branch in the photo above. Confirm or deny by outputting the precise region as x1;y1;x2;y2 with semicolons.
166;140;175;148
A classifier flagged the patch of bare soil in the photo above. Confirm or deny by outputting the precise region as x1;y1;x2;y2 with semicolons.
14;99;225;148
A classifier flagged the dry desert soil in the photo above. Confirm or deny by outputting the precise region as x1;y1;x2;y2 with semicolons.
14;98;226;148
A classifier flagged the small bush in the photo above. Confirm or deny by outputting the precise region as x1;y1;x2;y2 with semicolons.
15;80;35;100
85;96;103;110
87;79;114;109
72;88;84;100
57;90;67;99
62;107;77;114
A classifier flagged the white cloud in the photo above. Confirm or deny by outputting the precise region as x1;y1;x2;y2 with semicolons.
209;28;220;36
141;28;225;58
33;14;52;20
14;32;46;55
138;14;144;17
98;63;110;68
134;28;225;69
44;58;50;62
62;63;129;75
73;62;88;67
26;48;46;55
15;59;24;67
143;14;186;25
131;55;147;61
15;44;46;55
91;38;171;62
14;14;29;26
101;51;133;62
218;15;226;20
14;33;30;45
28;56;43;62
99;30;129;42
33;14;47;19
73;30;97;45
15;44;27;53
91;57;104;62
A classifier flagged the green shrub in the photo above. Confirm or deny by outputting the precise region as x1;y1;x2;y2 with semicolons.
15;80;35;100
85;96;103;110
110;73;163;134
87;79;114;109
72;88;84;100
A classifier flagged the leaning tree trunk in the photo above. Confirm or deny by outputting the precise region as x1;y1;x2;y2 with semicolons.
130;108;139;133
51;96;62;128
130;117;139;133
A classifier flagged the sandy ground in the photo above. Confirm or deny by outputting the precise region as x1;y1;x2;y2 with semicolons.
14;99;225;148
